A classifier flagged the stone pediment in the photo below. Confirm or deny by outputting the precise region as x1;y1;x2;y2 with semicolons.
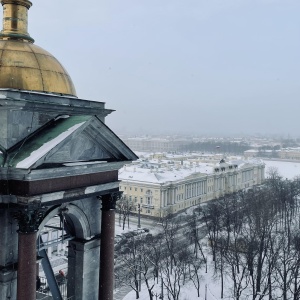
0;89;113;150
4;115;137;169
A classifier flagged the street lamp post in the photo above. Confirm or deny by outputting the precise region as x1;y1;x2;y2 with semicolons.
137;203;141;228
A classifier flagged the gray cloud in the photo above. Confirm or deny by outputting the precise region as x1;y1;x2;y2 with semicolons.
14;0;300;136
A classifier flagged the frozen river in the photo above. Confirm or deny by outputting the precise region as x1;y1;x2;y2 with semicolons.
263;159;300;180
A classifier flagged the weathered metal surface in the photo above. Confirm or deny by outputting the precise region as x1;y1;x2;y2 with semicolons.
0;89;115;150
0;0;33;42
0;90;107;111
6;115;90;168
1;114;137;170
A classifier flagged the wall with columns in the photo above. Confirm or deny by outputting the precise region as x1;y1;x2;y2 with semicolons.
119;163;265;218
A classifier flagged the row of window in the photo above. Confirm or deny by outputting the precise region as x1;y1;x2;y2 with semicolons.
121;186;144;192
124;194;153;205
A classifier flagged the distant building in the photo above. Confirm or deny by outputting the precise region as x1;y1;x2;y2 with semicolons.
244;149;259;158
278;148;300;160
122;137;189;152
244;148;300;161
119;154;265;218
244;149;276;158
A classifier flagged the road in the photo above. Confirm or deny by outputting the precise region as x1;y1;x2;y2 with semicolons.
113;213;208;300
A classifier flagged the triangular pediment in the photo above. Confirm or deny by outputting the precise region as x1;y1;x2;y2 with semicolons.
5;116;137;169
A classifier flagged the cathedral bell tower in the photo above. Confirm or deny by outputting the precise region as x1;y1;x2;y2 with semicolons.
0;1;137;300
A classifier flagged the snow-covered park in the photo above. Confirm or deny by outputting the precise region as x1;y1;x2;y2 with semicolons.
117;159;300;300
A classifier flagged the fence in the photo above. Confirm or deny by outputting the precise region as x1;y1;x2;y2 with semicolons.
36;275;74;300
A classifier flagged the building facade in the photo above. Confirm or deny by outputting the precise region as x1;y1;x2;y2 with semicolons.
119;155;265;218
123;137;189;152
278;148;300;160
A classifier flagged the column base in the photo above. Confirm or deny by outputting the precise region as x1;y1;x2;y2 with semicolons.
68;238;101;300
0;269;17;300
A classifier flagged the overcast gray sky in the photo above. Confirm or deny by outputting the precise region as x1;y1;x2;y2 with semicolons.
22;0;300;136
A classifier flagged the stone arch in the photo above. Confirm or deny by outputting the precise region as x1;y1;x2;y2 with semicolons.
37;203;92;239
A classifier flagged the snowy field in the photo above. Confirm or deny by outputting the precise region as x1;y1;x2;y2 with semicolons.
263;159;300;179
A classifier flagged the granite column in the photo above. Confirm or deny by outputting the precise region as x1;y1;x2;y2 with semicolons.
98;193;120;300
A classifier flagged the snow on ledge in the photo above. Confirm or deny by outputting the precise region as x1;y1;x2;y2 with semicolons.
16;122;85;169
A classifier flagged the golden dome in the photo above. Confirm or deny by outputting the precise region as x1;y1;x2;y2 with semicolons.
0;40;76;96
0;0;77;96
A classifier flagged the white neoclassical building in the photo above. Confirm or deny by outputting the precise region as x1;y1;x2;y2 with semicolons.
119;154;265;218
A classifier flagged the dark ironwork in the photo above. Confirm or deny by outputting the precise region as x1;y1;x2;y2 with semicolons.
99;192;122;211
38;236;64;300
11;202;46;233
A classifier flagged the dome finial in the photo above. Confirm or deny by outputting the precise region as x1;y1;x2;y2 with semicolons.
0;0;34;42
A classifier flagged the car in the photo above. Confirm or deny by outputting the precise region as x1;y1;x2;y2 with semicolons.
123;232;134;238
133;229;145;235
114;236;123;243
115;236;122;243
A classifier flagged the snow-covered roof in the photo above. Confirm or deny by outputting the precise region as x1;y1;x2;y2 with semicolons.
280;147;300;152
119;157;264;184
119;163;214;184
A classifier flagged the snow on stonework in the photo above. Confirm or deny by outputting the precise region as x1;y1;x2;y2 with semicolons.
16;122;85;168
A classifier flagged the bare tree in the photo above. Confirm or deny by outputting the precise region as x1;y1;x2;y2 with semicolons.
161;215;181;274
116;196;135;230
117;235;141;299
160;248;190;300
222;245;249;300
189;256;204;297
185;213;206;262
147;233;164;283
200;201;222;265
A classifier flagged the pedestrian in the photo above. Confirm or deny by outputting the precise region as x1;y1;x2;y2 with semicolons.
36;276;41;291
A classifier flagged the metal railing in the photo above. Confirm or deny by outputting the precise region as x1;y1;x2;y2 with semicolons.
37;275;74;300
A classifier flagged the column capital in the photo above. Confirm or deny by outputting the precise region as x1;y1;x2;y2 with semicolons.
11;202;45;233
99;192;122;211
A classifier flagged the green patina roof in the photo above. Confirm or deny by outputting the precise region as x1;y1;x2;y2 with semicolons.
6;115;90;168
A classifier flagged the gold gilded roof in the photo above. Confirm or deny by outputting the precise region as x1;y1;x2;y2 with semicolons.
0;0;77;96
0;40;77;96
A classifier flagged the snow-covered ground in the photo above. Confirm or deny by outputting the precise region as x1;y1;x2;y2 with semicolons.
118;159;300;300
263;159;300;179
122;264;225;300
120;243;234;300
